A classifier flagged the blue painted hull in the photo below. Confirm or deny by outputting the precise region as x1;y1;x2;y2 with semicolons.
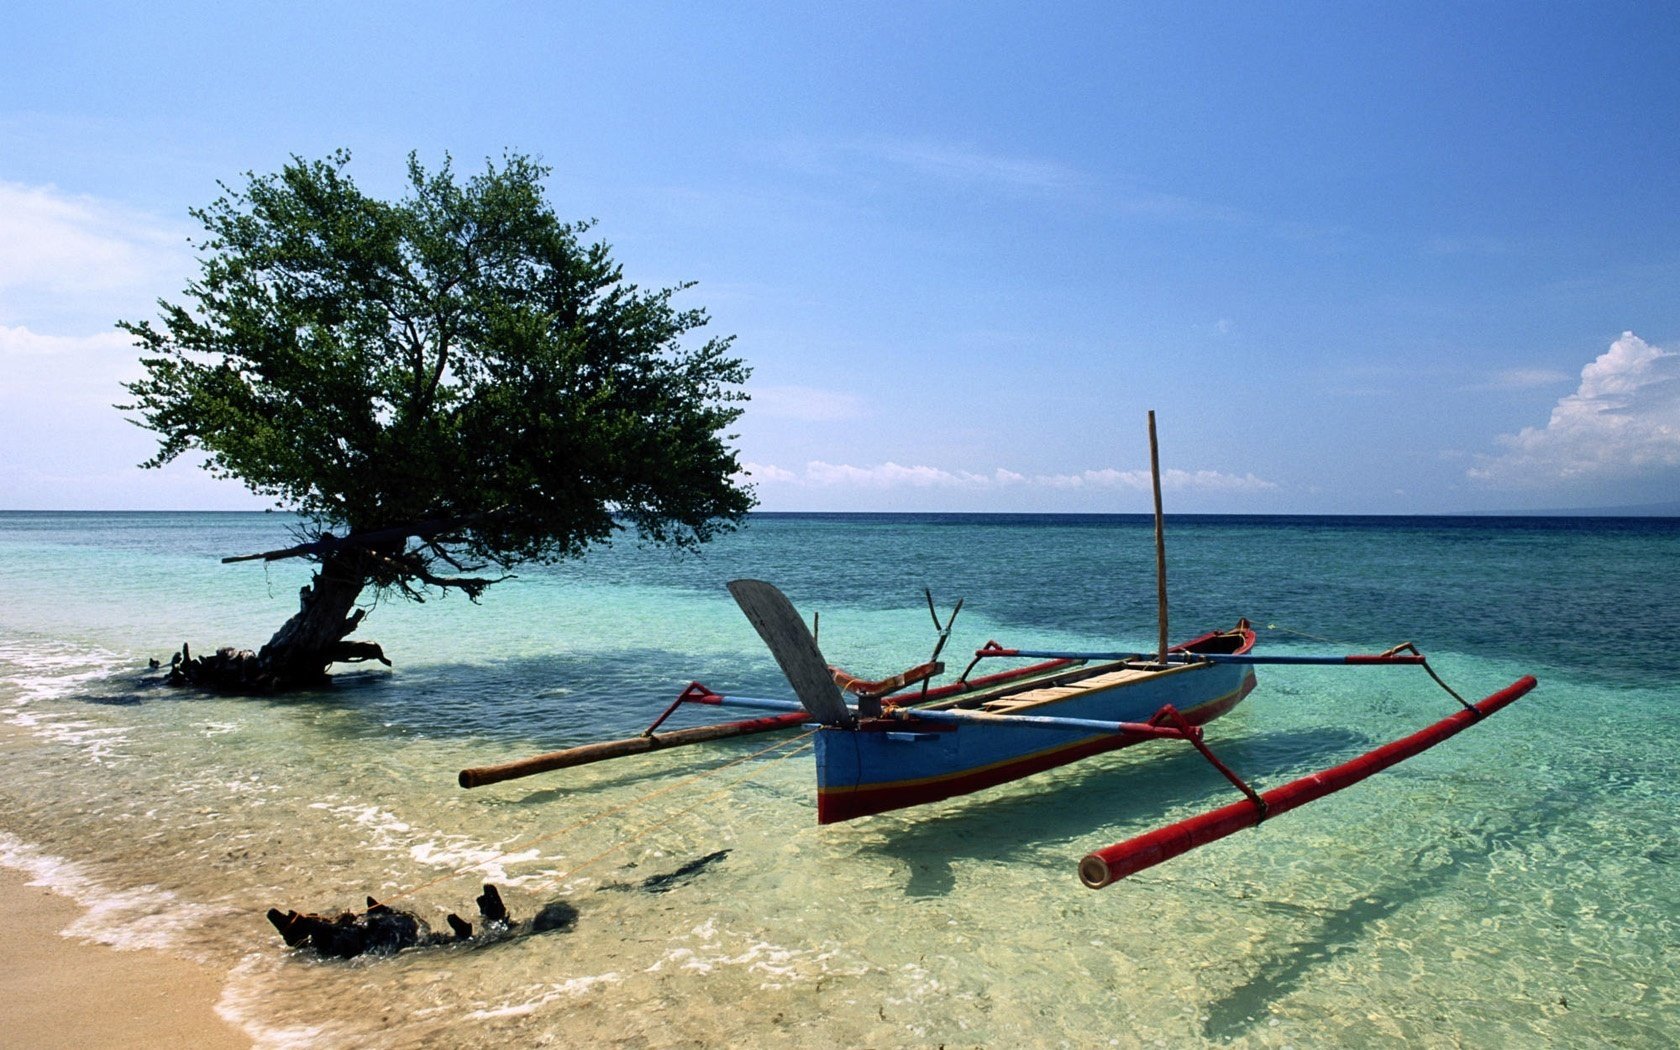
816;626;1257;823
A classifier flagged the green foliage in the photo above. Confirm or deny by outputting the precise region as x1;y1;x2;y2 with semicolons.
121;150;754;591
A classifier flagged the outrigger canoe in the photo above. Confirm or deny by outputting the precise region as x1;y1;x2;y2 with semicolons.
726;579;1258;824
459;578;1534;888
459;414;1538;887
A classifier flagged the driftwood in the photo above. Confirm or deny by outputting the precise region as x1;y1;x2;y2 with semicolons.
267;851;729;960
267;884;578;959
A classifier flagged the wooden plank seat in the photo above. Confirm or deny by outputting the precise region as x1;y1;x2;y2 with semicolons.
978;667;1156;713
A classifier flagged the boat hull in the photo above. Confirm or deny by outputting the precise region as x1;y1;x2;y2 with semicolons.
816;630;1257;824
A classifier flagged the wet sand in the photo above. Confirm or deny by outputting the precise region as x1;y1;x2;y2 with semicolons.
0;867;250;1049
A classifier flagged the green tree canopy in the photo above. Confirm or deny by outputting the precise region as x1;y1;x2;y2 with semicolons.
120;150;754;687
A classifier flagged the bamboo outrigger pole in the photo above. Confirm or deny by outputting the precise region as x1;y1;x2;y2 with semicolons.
1148;411;1168;666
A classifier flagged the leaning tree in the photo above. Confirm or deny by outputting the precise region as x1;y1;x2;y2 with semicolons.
120;150;753;691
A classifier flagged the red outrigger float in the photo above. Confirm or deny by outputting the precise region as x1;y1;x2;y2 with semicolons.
459;414;1539;888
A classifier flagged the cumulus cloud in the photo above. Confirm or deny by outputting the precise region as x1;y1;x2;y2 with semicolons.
742;460;1275;494
1469;332;1680;486
0;325;139;410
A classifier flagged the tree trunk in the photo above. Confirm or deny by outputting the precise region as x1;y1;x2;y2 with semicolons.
256;550;385;687
162;547;397;692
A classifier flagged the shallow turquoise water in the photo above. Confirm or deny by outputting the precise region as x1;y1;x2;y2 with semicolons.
0;511;1675;1047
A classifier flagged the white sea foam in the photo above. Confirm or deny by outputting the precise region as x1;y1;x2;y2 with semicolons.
645;915;866;990
0;638;135;759
216;955;344;1050
305;798;552;888
0;830;226;952
460;973;624;1020
0;638;128;705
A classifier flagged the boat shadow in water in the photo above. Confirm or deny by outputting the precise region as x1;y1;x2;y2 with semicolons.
857;725;1372;899
1197;785;1569;1041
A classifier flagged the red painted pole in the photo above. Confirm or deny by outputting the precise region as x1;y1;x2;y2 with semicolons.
1078;675;1539;888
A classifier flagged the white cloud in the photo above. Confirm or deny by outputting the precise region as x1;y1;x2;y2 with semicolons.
1469;332;1680;487
746;461;1275;494
747;384;865;422
771;137;1086;197
0;181;191;326
862;140;1086;194
1486;367;1573;390
741;462;800;484
0;324;131;357
0;183;197;507
803;461;996;488
0;325;139;403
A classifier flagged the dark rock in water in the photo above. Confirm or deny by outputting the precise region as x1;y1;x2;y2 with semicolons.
164;643;277;693
639;849;730;893
601;850;731;894
531;900;579;933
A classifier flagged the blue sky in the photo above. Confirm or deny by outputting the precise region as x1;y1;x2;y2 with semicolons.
3;2;1678;513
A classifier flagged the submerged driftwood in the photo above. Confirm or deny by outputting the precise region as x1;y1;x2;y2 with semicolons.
267;884;577;959
268;851;730;960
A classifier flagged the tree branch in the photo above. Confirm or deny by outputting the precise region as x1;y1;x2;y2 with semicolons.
221;513;493;563
365;547;511;601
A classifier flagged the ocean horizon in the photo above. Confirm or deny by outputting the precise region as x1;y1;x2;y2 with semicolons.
1;509;1675;1046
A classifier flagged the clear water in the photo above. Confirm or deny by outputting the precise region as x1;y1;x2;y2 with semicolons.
0;511;1675;1047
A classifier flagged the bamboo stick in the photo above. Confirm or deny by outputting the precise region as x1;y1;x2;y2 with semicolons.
458;712;807;788
1148;411;1168;666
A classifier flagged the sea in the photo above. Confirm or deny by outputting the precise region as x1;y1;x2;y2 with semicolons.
0;510;1675;1048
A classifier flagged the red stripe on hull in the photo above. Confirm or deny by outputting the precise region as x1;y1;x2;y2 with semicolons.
816;671;1258;824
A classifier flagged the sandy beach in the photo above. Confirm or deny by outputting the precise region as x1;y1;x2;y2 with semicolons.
0;867;249;1049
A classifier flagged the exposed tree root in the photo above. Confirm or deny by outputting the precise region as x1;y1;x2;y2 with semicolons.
158;639;391;693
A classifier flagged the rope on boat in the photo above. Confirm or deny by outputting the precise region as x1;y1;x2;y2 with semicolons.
1262;621;1361;648
374;728;817;909
1151;621;1493;828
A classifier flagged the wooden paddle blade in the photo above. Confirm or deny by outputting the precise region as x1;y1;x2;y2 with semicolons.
727;579;854;726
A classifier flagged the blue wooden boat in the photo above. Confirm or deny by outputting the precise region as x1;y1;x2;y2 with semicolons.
720;578;1259;823
461;572;1533;889
459;413;1538;887
814;623;1257;824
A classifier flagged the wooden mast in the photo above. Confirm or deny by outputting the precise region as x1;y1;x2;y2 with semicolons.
1148;411;1168;665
